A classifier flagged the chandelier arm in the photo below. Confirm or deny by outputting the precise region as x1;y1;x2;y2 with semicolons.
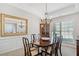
46;3;47;13
45;3;48;21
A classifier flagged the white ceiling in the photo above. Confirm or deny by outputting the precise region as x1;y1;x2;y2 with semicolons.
9;3;74;17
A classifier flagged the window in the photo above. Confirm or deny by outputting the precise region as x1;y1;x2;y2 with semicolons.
62;21;73;42
54;21;74;42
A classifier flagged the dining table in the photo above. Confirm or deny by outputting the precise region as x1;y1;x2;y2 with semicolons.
33;37;54;56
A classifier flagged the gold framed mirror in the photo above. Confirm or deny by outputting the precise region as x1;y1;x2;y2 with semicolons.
0;13;28;37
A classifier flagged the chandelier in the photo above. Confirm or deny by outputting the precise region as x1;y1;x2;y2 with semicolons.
41;3;52;24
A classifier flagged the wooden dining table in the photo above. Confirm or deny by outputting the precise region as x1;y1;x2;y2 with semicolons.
33;37;53;56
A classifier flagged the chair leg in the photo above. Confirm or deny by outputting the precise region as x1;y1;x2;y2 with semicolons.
50;50;53;56
55;49;58;56
24;52;26;56
24;49;26;56
59;47;62;56
38;47;39;53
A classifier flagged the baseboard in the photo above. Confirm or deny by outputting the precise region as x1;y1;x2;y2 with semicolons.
0;47;23;54
62;43;76;49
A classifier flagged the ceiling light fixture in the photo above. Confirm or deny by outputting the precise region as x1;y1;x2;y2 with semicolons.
41;3;52;24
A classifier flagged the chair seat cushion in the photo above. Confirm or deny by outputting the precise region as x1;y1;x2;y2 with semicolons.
30;47;37;51
30;47;38;56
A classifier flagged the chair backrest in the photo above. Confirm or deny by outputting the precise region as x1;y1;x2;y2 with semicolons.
22;37;31;56
54;36;63;52
31;34;41;42
31;34;36;43
36;34;41;40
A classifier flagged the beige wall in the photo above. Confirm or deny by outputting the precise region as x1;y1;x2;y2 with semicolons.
0;4;40;54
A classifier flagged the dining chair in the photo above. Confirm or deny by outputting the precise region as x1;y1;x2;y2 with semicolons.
30;34;41;47
47;35;62;56
54;36;62;56
30;34;37;48
46;43;55;56
31;34;41;54
22;37;39;56
22;37;31;56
